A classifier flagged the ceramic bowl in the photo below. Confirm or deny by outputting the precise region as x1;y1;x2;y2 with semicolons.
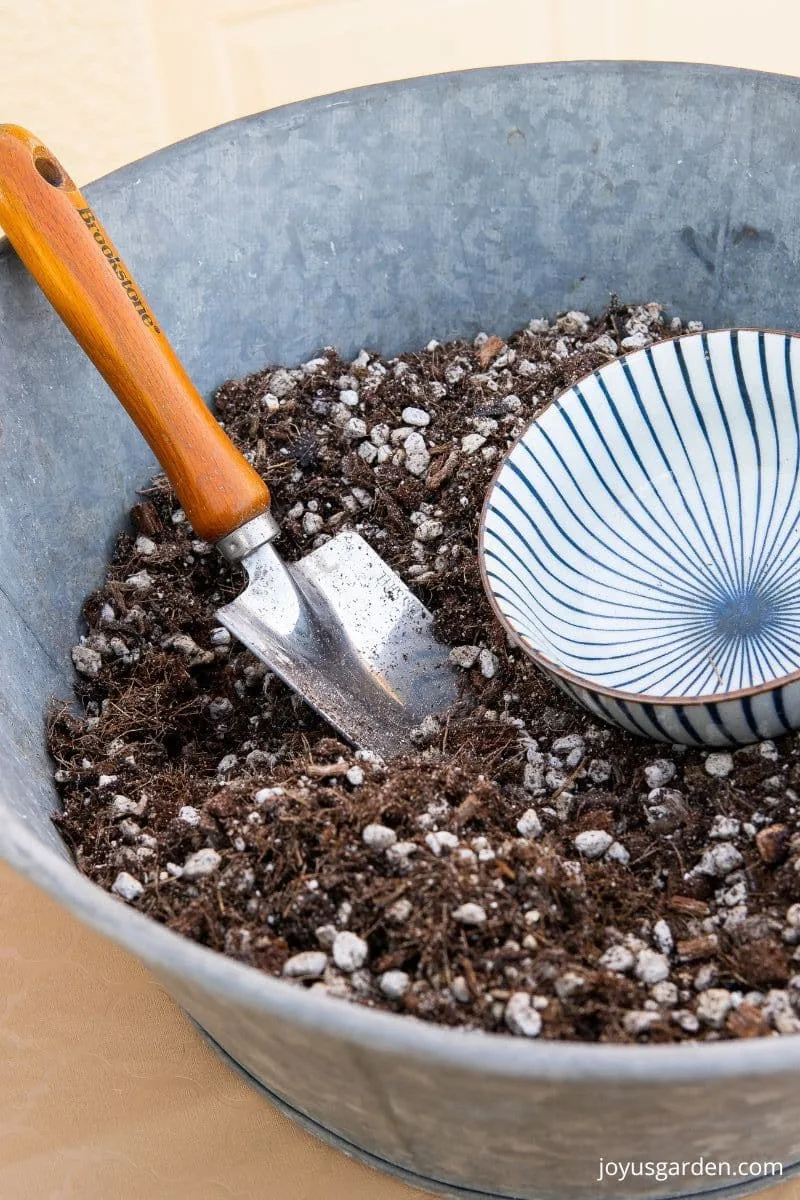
480;328;800;746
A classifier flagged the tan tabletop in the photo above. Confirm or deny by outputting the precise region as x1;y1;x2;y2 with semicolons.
0;859;797;1200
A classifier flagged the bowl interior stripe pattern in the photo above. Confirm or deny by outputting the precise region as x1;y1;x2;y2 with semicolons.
482;330;800;699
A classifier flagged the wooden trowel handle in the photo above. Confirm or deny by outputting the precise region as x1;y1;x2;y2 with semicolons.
0;125;270;543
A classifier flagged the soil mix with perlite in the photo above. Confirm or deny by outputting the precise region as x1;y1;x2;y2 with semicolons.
49;300;800;1044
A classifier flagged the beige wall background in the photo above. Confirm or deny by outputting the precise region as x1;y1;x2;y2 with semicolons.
0;0;798;184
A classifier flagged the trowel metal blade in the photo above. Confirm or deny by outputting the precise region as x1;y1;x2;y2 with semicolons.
215;530;459;760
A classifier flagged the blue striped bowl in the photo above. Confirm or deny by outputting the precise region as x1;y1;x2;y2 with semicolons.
480;328;800;746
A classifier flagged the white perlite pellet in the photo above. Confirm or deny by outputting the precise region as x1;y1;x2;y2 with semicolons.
653;919;674;955
379;970;411;999
720;880;747;908
523;759;545;795
693;842;744;878
452;902;487;926
425;831;459;856
332;931;369;972
451;976;471;1004
621;331;650;351
178;805;201;826
644;759;676;788
471;836;493;862
385;898;413;925
635;949;670;984
282;951;328;979
386;841;419;861
472;416;498;436
71;645;102;678
600;945;635;973
765;990;800;1034
709;815;740;839
449;645;481;668
651;981;679;1007
362;823;397;850
623;1010;661;1035
696;988;733;1028
346;766;365;786
504;993;543;1038
705;752;734;778
673;1010;700;1034
112;872;144;902
269;368;295;396
118;818;141;842
605;841;630;865
302;357;328;374
587;759;611;784
787;904;800;928
552;735;585;769
161;633;212;664
302;511;324;536
182;848;221;877
109;794;140;819
253;786;285;804
125;570;152;590
414;519;443;542
412;714;440;745
574;830;613;859
461;433;486;454
401;406;430;427
555;971;586;1000
516;809;542;839
479;649;499;679
403;431;430;476
694;964;718;992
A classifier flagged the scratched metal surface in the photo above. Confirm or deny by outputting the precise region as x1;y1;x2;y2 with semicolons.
2;62;800;1198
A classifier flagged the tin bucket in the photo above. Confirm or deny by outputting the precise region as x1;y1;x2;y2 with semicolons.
1;61;798;1200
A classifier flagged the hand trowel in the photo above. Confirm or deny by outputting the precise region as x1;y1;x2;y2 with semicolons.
0;125;458;759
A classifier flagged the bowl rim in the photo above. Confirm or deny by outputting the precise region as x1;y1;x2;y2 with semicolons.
479;324;800;708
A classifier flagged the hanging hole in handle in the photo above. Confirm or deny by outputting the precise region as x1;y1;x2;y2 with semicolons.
34;153;67;188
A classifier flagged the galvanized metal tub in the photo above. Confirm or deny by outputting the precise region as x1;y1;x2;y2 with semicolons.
1;61;799;1200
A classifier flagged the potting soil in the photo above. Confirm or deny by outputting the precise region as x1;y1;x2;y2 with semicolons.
49;300;800;1043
